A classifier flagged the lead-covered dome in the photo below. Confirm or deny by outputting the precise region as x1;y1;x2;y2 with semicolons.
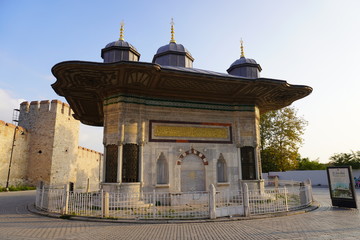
152;19;194;68
227;41;261;78
101;23;140;63
153;42;194;67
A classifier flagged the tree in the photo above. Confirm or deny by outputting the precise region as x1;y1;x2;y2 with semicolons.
329;151;360;169
260;106;307;172
297;157;327;170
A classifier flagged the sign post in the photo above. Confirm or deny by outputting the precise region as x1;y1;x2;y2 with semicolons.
327;166;357;208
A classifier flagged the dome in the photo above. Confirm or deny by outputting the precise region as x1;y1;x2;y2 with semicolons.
155;42;190;55
227;41;261;78
101;23;140;63
152;42;194;68
104;40;139;52
152;19;194;68
229;57;258;67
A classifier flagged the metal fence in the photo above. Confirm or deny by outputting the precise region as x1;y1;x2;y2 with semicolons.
35;181;312;220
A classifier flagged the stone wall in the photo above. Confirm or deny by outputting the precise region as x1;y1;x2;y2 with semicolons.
75;146;103;191
262;169;360;186
0;99;103;189
0;121;28;187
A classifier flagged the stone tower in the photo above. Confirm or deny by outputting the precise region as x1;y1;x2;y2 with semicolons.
18;100;80;186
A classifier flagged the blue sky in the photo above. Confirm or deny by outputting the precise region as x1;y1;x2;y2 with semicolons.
1;0;359;163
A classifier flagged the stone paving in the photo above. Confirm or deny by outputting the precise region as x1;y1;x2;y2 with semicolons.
1;188;360;239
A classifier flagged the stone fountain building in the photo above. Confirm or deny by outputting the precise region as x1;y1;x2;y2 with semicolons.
51;23;312;194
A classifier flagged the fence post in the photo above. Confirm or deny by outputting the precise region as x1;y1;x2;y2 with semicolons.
100;189;104;217
209;184;216;219
242;183;250;217
306;178;313;202
284;186;289;211
102;191;109;218
61;184;69;215
40;184;45;209
299;182;307;206
153;190;157;218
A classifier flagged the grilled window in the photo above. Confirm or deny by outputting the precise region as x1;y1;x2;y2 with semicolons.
241;146;256;180
122;143;139;182
105;144;118;183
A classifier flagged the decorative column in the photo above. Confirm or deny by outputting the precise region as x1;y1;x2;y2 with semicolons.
235;120;243;180
138;121;146;187
254;107;261;180
117;123;125;183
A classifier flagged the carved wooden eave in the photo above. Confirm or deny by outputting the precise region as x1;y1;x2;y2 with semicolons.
51;61;312;126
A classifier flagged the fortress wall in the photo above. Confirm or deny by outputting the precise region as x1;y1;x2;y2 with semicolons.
0;121;29;187
50;100;80;186
1;99;103;188
18;100;81;186
19;100;57;185
75;146;103;191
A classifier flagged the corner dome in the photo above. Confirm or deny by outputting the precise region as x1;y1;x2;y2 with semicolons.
227;41;261;78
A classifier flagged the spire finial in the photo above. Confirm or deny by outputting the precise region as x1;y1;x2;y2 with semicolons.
240;39;245;58
170;18;176;43
119;20;125;41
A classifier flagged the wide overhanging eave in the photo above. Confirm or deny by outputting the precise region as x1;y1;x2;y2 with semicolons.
51;61;312;126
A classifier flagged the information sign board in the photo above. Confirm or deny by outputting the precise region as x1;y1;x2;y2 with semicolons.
327;166;357;208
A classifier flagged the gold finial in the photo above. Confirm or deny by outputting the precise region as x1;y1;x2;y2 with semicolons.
119;20;125;41
240;39;245;58
170;18;176;43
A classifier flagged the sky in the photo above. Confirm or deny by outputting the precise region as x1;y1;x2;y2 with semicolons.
1;0;359;163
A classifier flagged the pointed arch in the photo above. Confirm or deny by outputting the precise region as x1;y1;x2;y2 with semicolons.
217;153;228;183
157;152;169;184
177;147;208;165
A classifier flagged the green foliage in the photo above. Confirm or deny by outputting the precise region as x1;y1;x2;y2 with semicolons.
329;151;360;169
0;185;36;192
297;157;327;170
260;107;308;172
60;215;72;219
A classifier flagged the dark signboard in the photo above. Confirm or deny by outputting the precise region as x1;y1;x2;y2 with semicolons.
327;166;357;208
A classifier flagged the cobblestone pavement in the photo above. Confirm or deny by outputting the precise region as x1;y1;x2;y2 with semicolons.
1;188;360;239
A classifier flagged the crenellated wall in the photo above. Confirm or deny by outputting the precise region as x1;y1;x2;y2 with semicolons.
0;121;28;187
18;100;80;185
0;99;103;189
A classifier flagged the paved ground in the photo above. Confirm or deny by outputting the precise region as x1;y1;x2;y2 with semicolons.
1;188;360;239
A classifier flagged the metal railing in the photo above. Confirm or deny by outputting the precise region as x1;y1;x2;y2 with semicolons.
35;181;312;220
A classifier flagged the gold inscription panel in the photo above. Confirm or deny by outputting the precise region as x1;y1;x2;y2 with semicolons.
150;120;233;143
154;126;228;139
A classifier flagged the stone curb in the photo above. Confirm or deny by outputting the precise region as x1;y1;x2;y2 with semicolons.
27;202;319;224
